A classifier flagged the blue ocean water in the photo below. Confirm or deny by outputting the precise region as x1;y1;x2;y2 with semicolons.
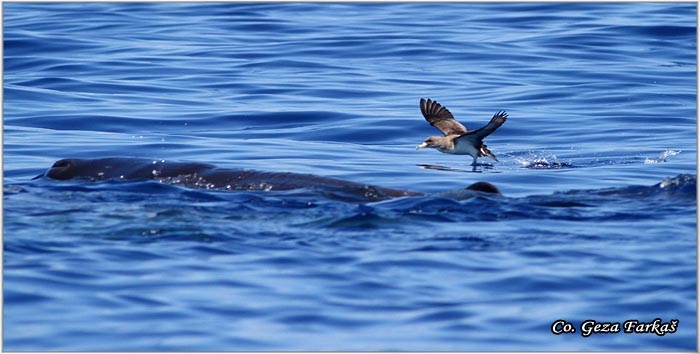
3;2;697;351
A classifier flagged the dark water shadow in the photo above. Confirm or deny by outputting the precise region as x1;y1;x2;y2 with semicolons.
417;163;496;173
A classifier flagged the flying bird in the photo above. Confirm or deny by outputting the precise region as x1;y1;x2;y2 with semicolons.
416;98;508;166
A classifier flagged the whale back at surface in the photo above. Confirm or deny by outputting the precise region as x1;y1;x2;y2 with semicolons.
43;157;215;181
38;157;423;202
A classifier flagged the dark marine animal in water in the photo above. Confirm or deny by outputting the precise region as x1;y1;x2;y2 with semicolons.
34;157;501;202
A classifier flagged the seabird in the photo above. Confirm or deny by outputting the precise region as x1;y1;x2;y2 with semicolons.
416;98;508;166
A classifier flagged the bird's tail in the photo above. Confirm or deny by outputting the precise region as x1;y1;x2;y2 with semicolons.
479;145;498;161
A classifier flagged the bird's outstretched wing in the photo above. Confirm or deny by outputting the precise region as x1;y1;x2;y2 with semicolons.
419;98;467;136
463;111;508;141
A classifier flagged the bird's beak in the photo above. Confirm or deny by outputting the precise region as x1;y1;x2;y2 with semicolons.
416;142;428;150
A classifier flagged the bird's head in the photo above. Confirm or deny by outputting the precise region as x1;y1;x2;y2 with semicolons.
416;136;445;150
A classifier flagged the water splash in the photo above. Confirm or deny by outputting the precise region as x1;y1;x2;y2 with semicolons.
512;151;572;169
644;149;681;164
